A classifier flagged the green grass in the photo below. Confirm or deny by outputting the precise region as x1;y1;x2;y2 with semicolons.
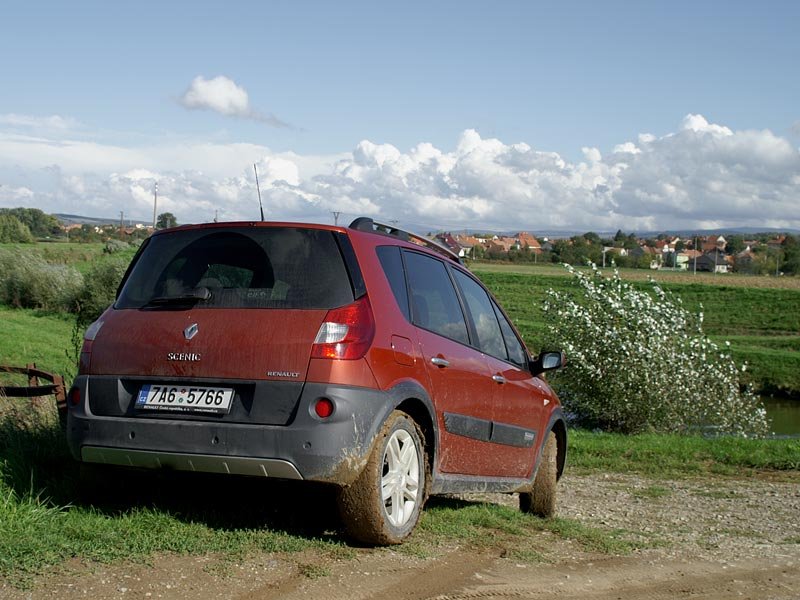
0;401;797;585
568;429;800;476
631;485;671;499
0;246;799;584
0;401;348;587
472;269;800;396
418;499;635;555
2;243;797;394
0;242;112;275
0;401;642;586
0;307;76;380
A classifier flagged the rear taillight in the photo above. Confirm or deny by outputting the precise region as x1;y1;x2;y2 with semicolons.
311;296;375;360
69;387;81;407
78;319;104;374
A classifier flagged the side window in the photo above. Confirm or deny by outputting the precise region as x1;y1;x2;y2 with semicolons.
493;301;528;367
404;252;469;345
376;246;410;320
452;270;506;360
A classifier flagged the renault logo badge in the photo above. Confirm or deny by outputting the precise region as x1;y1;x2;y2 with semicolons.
184;323;199;340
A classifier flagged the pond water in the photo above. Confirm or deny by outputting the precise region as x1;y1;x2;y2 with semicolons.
763;396;800;437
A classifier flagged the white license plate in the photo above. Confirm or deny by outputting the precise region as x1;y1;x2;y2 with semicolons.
135;384;234;414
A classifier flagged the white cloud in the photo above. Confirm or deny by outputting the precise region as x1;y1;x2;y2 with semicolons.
1;114;798;231
0;184;35;207
0;113;80;131
179;75;291;128
613;142;641;155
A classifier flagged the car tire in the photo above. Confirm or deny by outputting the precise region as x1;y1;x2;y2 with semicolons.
519;430;557;518
338;410;426;545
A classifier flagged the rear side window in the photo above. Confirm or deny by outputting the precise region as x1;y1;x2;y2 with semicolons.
376;246;410;320
404;251;469;345
452;270;506;360
493;301;528;367
116;227;354;310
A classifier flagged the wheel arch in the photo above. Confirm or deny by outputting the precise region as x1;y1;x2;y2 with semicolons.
395;396;437;485
549;417;568;481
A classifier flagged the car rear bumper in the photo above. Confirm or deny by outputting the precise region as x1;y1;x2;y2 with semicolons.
80;446;304;479
67;377;392;485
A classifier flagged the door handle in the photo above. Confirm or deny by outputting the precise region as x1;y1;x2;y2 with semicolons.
492;374;507;384
430;357;450;368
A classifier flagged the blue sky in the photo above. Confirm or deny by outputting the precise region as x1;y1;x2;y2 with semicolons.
1;1;799;231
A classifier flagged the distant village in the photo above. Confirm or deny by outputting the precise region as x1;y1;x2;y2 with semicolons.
0;206;796;275
432;230;796;275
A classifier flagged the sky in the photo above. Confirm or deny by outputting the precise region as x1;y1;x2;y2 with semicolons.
1;0;799;233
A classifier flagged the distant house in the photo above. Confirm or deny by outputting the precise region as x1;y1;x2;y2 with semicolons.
735;249;756;270
485;236;519;254
767;235;786;251
701;235;727;252
434;232;470;258
606;247;629;257
629;245;660;268
695;250;729;273
677;250;703;271
516;232;542;253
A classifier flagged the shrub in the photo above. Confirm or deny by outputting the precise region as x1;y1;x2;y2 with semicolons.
0;250;82;312
0;214;34;243
74;257;129;326
542;264;768;436
103;239;130;254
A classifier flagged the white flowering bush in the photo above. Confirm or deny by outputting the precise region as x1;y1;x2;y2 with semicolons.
543;264;768;436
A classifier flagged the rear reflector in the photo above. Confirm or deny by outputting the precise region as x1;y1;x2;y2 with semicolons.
311;296;375;360
314;398;334;418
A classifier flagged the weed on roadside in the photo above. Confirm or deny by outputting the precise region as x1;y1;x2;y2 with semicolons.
632;485;672;499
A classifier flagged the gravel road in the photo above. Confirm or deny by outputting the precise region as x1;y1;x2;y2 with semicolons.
3;472;799;599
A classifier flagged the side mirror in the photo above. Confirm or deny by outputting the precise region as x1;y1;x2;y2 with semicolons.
530;350;566;376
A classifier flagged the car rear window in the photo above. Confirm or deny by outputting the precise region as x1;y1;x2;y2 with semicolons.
116;227;355;310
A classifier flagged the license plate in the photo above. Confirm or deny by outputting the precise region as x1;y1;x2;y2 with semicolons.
135;384;234;414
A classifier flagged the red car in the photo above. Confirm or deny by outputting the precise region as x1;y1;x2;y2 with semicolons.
67;217;567;544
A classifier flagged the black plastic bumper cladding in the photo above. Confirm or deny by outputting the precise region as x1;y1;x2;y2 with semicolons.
68;378;392;485
86;375;302;425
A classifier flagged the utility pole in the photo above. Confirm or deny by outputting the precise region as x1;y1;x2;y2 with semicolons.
152;182;158;230
119;211;124;239
693;236;698;275
332;211;341;226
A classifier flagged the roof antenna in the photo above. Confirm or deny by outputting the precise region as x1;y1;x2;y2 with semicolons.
253;163;265;221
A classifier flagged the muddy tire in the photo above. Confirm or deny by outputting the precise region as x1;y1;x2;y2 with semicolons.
338;410;426;545
520;430;557;518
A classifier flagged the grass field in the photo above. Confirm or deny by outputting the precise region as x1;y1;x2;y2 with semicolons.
471;263;800;396
0;242;113;275
0;307;76;380
0;396;797;585
1;255;799;585
1;247;798;394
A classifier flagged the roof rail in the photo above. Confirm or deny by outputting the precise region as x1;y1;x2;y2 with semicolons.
348;217;463;264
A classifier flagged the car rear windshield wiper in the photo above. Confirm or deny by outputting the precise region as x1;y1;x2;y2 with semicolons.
143;287;212;307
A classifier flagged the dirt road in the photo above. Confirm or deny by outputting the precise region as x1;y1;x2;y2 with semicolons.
3;472;799;599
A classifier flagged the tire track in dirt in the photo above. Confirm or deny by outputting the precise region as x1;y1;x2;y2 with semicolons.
430;557;800;600
245;548;497;600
